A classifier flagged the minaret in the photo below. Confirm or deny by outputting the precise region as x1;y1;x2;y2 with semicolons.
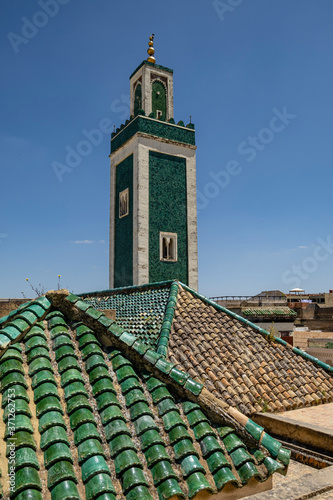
109;36;198;289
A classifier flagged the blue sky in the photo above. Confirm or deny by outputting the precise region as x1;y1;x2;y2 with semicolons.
1;0;333;298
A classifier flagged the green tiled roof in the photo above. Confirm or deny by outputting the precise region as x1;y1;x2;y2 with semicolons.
0;290;290;499
242;307;297;318
80;282;171;347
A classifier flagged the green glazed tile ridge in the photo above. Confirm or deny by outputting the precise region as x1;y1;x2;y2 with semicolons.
156;281;179;357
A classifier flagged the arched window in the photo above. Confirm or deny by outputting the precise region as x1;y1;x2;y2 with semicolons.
134;83;142;115
152;80;166;119
160;232;177;261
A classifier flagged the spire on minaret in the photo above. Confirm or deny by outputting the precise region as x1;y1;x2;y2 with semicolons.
147;34;156;63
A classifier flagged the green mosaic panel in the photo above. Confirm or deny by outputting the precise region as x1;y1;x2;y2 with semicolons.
149;151;188;284
111;116;195;153
114;155;133;288
134;83;142;116
152;81;166;118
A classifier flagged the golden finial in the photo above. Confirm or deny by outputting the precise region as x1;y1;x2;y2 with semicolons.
147;34;156;63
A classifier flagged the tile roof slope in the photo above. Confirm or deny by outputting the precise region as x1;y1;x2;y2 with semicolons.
168;284;333;416
0;290;290;500
80;282;172;347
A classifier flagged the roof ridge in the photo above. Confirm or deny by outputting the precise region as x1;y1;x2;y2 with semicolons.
78;280;174;297
179;283;333;375
44;289;291;464
156;280;179;357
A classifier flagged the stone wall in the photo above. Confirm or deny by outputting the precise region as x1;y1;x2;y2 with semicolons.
0;298;32;318
293;330;333;350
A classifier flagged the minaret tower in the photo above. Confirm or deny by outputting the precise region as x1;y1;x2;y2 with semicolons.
109;36;198;289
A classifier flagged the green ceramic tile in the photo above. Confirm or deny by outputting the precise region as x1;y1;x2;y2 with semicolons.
0;348;23;363
109;434;136;458
206;451;230;474
169;368;189;386
105;419;130;442
121;467;148;495
143;349;162;366
78;333;100;349
75;323;93;337
168;425;191;446
78;438;105;465
64;381;88;400
120;377;142;394
263;457;283;475
133;414;158;436
50;479;80;500
186;472;213;499
144;444;170;468
27;302;47;318
162;410;184;432
114;449;142;476
150;386;171;404
173;439;198;462
125;389;146;408
85;307;104;320
31;369;56;390
277;447;291;466
74;422;100;446
14;446;40;471
98;315;115;329
132;341;150;356
34;382;60;403
184;378;203;396
58;356;80;374
11;466;42;497
36;396;63;418
89;366;111;385
55;345;76;362
52;334;73;350
44;442;73;469
222;433;245;453
100;405;124;427
47;460;77;489
6;432;36;457
116;365;137;383
180;455;205;478
81;455;111;484
245;419;264;441
92;379;116;398
10;318;30;332
85;473;116;500
38;411;66;434
67;394;92;415
61;369;84;388
111;354;131;371
213;467;238;490
200;435;222;458
2;385;29;407
192;422;215;441
1;372;28;392
140;429;164;452
75;299;91;312
119;332;137;347
50;325;68;339
33;296;51;310
27;347;51;364
151;460;177;487
157;398;178;417
29;358;53;377
0;359;24;379
237;462;260;484
25;335;48;353
230;447;253;468
3;399;31;422
96;391;121;413
186;409;208;428
156;478;185;500
86;354;106;373
81;343;103;360
40;425;70;451
5;414;33;438
69;408;96;431
260;433;282;458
